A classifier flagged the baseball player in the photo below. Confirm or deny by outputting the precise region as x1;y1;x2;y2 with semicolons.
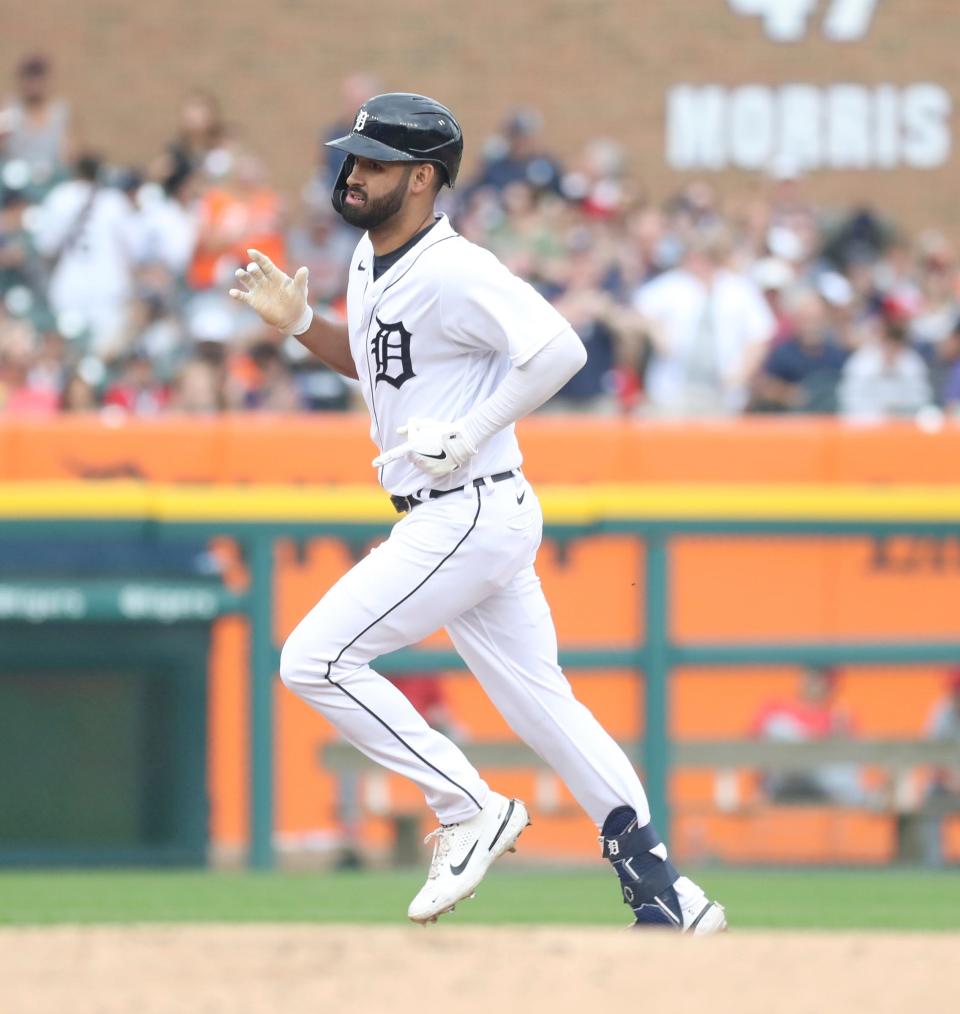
230;93;725;933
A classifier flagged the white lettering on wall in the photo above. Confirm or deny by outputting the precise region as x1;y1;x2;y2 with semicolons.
728;0;880;42
666;83;952;171
822;0;879;41
902;83;952;169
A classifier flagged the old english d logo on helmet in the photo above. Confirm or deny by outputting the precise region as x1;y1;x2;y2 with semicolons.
326;93;464;213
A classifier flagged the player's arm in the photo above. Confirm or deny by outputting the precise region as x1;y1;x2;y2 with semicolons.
457;326;587;446
229;249;357;380
374;328;586;475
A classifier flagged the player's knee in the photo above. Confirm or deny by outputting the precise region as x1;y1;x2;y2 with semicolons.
278;630;312;694
279;627;352;694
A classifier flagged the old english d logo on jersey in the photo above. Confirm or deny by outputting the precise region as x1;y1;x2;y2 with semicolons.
372;318;415;389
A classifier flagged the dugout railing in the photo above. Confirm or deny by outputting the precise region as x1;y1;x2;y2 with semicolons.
2;481;960;868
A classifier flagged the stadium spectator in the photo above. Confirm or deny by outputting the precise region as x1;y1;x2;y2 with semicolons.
0;54;75;195
137;158;201;280
910;232;958;349
750;257;796;340
169;355;224;413
167;91;231;179
838;298;934;420
943;356;960;416
750;285;848;413
633;224;775;416
543;229;649;412
3;63;960;424
31;152;137;358
59;362;99;412
622;204;677;285
232;340;303;412
920;668;960;866
0;186;43;298
285;199;356;307
470;108;563;195
750;666;863;805
188;152;285;292
561;138;629;219
908;232;960;399
0;316;59;414
102;352;169;415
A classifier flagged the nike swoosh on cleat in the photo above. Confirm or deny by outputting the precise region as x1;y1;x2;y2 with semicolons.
487;799;516;851
449;840;479;876
421;451;447;460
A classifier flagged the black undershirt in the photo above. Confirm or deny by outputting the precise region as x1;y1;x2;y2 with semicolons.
372;218;440;280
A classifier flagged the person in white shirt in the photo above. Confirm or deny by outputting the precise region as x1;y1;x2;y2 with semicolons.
839;312;933;421
31;154;136;356
137;160;200;279
230;93;724;933
633;225;775;416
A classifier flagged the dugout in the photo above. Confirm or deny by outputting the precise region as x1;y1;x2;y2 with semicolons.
0;538;239;866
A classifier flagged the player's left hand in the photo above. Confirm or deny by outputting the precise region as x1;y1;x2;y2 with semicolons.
372;418;479;479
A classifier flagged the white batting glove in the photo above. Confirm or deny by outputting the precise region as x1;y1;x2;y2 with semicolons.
229;248;313;335
372;418;479;479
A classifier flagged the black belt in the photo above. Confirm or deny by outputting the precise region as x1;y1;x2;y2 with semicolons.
390;470;517;513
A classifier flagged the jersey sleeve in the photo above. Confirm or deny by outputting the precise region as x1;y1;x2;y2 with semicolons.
442;245;572;366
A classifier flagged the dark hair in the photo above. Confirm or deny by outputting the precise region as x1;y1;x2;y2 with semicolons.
17;53;49;78
163;152;194;197
74;153;103;183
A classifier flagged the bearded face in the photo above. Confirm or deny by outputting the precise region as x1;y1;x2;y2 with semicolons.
339;161;414;230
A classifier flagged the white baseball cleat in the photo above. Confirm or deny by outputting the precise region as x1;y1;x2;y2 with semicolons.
675;884;728;935
632;876;728;934
407;792;530;924
684;899;728;935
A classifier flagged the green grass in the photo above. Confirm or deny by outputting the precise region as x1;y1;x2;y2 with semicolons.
0;868;958;930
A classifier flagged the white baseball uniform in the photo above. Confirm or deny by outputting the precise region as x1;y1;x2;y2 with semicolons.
279;214;652;827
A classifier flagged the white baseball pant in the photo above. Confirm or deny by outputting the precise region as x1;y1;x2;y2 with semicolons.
279;473;651;827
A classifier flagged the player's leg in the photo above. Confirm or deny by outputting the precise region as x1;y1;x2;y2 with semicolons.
445;564;725;933
448;565;648;824
279;487;530;921
279;491;492;824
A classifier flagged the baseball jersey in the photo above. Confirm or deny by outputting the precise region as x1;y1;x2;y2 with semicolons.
346;214;571;496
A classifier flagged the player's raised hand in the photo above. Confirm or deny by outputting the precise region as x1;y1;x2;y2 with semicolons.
229;249;313;335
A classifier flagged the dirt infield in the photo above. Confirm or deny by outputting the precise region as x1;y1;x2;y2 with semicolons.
3;926;958;1014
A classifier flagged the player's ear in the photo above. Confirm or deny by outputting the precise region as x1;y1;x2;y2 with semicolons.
410;162;436;195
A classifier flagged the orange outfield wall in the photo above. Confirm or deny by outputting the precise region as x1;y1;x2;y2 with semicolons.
3;415;960;863
3;414;960;485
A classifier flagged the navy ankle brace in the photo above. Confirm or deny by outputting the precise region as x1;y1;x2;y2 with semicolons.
600;806;678;907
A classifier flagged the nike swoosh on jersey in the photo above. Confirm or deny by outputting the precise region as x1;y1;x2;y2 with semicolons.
357;261;366;271
449;839;479;876
516;490;526;504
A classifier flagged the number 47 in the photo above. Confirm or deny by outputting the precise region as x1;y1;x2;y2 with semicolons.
728;0;880;42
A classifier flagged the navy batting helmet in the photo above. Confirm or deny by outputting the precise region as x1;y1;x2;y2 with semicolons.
326;92;463;212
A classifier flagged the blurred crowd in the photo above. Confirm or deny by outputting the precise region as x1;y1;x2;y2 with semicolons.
3;59;960;420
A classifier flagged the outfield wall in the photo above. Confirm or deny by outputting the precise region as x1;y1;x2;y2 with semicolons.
3;416;959;863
